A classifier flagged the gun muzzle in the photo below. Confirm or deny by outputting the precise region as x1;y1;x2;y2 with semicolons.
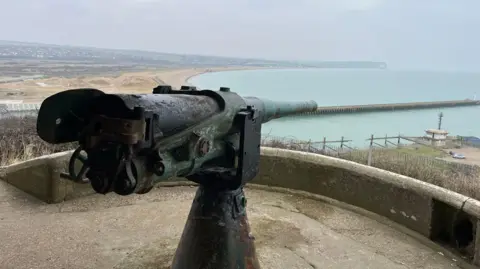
243;97;318;123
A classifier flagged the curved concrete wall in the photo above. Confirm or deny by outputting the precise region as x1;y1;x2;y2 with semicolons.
1;147;480;267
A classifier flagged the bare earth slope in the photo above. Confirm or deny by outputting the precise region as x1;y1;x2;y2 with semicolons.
0;67;259;103
0;181;458;269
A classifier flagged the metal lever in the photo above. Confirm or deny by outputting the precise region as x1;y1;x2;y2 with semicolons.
60;147;90;184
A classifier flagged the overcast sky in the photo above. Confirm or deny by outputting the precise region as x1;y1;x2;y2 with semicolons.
1;0;479;71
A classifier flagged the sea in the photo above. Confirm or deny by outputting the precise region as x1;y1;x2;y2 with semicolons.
189;68;480;148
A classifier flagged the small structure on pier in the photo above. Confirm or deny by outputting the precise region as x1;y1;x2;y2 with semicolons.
423;112;448;147
424;129;449;146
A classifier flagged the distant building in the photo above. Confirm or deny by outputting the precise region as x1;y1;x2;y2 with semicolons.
424;129;449;146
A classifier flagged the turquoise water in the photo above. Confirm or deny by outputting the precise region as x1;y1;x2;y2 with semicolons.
189;69;480;147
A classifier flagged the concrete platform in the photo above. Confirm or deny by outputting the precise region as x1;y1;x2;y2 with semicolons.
0;181;460;269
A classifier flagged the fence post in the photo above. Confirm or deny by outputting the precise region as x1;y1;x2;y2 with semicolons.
340;136;344;149
308;139;312;152
385;134;388;146
367;134;373;166
397;134;401;147
322;137;326;152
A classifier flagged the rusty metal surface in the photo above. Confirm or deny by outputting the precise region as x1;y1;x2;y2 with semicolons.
92;93;221;137
240;213;262;268
36;88;106;144
172;186;261;269
86;115;146;147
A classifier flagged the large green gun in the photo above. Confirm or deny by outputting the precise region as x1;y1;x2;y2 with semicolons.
36;85;318;269
36;85;317;195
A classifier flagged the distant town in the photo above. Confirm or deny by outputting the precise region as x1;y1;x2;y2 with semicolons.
0;40;387;79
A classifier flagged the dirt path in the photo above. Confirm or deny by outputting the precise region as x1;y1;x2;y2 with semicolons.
440;146;480;166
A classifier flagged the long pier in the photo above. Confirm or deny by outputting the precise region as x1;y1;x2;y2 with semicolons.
0;99;479;119
301;99;480;115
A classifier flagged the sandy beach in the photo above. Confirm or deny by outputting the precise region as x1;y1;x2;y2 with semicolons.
0;66;265;103
148;66;266;88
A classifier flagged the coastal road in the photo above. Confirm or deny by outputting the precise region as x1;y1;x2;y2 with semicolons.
0;182;460;269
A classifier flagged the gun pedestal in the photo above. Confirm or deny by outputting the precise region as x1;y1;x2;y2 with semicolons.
171;184;261;269
172;106;263;269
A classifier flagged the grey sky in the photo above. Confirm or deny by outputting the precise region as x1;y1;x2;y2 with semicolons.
1;0;479;70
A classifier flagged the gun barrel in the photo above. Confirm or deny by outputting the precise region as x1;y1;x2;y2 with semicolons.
36;89;223;144
90;93;221;136
38;87;319;196
243;97;318;123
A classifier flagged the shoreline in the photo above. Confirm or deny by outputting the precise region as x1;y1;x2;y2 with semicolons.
1;66;389;103
156;66;288;89
148;66;389;89
0;66;274;103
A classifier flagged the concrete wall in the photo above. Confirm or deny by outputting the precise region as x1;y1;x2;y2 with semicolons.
0;150;94;203
2;147;480;267
258;148;480;267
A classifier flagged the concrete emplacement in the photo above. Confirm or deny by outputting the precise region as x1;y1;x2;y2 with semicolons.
1;148;480;269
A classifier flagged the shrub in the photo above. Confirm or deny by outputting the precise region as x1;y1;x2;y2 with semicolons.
262;136;480;200
0;114;75;166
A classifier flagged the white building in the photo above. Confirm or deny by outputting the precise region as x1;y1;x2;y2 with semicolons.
424;129;449;146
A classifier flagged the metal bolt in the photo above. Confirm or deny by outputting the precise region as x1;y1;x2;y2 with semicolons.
153;161;165;176
198;139;210;157
241;197;247;207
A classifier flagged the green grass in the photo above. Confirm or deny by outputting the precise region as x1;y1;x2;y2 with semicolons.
0;115;75;166
262;137;480;200
393;145;448;158
346;145;448;158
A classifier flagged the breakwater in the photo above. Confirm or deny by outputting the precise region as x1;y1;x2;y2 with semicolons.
301;99;480;115
1;99;479;119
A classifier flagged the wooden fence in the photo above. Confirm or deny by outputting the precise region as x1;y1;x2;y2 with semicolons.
261;135;480;183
